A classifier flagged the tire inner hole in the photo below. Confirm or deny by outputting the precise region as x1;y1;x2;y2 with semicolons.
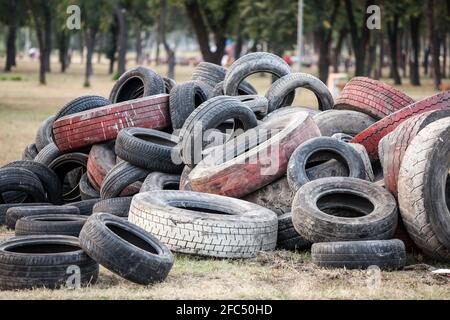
106;223;158;254
305;150;350;179
170;201;235;215
317;193;374;218
117;77;144;102
445;172;450;211
6;244;80;254
136;134;176;147
163;182;180;190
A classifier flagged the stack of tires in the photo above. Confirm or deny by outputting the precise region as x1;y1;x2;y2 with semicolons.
1;51;449;292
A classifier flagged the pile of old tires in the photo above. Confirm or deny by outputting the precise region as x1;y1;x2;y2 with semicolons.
1;52;449;291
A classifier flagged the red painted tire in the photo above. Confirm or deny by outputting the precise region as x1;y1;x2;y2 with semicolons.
187;112;321;198
53;95;170;151
334;77;414;120
379;110;450;197
351;91;450;161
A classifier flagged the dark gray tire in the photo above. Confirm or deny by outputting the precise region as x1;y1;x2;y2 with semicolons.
22;143;39;160
79;212;174;284
163;77;176;93
15;214;87;237
79;173;100;200
235;95;269;119
311;239;406;270
266;73;333;112
92;197;132;217
0;168;46;204
0;235;98;290
54;95;110;121
212;80;257;97
115;128;182;173
313;110;376;137
4;160;63;205
66;199;99;216
292;177;398;243
169;80;213;129
100;161;148;199
287;137;367;191
128;191;278;258
277;213;311;251
0;203;50;226
34;143;63;166
178;96;258;167
109;66;165;103
35;116;55;151
5;205;80;230
140;172;180;192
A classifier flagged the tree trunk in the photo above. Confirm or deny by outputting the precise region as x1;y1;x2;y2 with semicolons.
374;33;384;79
107;17;118;75
333;28;347;73
159;0;175;78
367;40;377;77
427;1;441;89
409;15;421;86
4;18;17;72
234;22;243;60
43;6;52;73
387;15;402;85
58;32;70;73
135;24;143;65
28;0;46;84
83;29;97;88
442;34;447;78
116;8;128;76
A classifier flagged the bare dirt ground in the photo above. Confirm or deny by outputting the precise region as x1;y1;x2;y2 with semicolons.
0;57;448;299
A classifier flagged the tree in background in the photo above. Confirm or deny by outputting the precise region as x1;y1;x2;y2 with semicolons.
0;0;25;72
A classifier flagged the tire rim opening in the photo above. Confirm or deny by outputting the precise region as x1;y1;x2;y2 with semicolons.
116;76;144;102
305;150;350;177
317;193;374;218
6;243;80;254
163;182;180;190
135;134;176;147
445;172;450;212
106;223;158;254
170;201;235;215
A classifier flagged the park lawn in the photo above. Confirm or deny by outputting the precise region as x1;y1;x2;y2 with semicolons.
0;58;448;300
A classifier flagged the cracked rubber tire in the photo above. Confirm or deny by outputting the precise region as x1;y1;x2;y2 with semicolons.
100;161;148;199
313;110;376;137
311;239;406;270
34;143;62;166
277;213;311;251
129;191;278;258
292;177;398;243
15;214;87;237
0;235;98;290
79;212;173;285
92;197;133;217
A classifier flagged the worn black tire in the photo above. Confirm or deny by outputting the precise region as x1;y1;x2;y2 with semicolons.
100;161;148;199
4;160;63;205
169;80;213;129
178;96;258;167
115;128;182;173
15;214;88;237
35;116;55;151
140;172;181;192
292;177;398;243
66;199;100;216
5;205;80;230
0;235;98;290
277;213;311;251
0;167;46;204
163;77;176;93
49;153;88;203
128;191;278;258
34;143;63;166
311;239;406;270
79;173;100;200
92;197;132;217
109;66;165;103
398;117;450;260
266;73;333;112
0;203;50;226
79;212;174;284
212;80;257;97
223;52;291;97
287;137;367;191
235;95;269;119
54;95;110;121
313;110;377;137
22;143;39;160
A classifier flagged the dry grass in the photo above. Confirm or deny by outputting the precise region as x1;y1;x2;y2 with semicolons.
0;57;448;300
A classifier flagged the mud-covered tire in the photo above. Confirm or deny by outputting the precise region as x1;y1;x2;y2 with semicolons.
188;112;321;198
15;214;87;237
178;96;258;167
352;91;450;160
313;110;376;137
5;205;80;230
292;177;398;243
109;66;165;103
380;110;450;197
115;128;182;173
169;80;213;129
34;143;62;166
287;137;367;191
0;168;46;204
53;95;170;152
66;199;99;216
35;116;55;151
266;73;333;112
398;117;450;260
140;172;180;192
79;173;100;200
311;239;406;270
129;191;278;258
334;77;414;119
0;235;98;290
277;213;311;251
92;197;132;217
79;212;173;284
100;161;148;199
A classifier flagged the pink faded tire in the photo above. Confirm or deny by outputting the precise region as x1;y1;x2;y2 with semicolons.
187;112;321;198
379;110;450;197
352;91;450;161
53;95;170;151
334;77;414;120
